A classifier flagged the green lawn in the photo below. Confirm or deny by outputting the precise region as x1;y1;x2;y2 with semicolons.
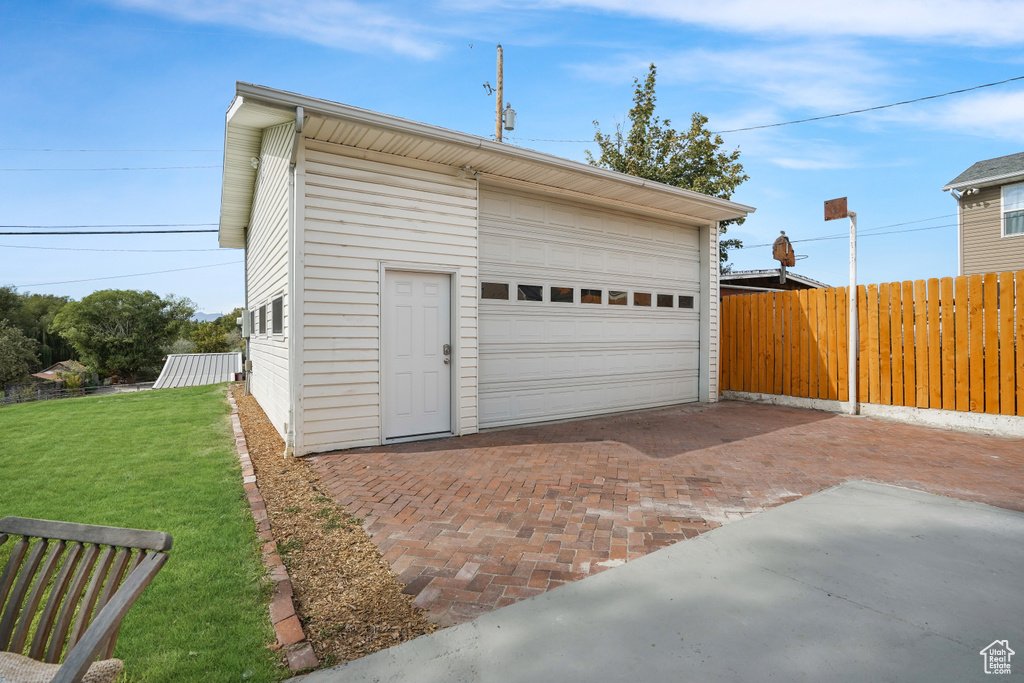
0;384;283;682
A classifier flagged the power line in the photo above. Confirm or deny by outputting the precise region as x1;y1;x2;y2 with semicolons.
0;244;222;253
713;74;1024;133
0;166;221;171
735;223;955;250
505;74;1024;143
0;148;221;152
0;230;219;235
735;214;957;250
15;261;242;288
3;15;271;39
0;223;217;228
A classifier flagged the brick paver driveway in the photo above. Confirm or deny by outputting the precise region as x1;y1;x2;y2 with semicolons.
309;401;1024;626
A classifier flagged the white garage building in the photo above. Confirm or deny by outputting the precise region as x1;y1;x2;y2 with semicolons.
219;83;754;456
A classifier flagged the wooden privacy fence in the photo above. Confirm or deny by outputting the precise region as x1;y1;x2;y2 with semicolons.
720;286;850;401
719;270;1024;416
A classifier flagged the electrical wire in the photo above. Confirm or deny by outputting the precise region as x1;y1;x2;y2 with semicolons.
735;223;956;250
0;244;222;253
504;74;1024;143
0;230;219;235
2;15;271;39
0;148;221;152
735;213;957;249
15;261;242;288
714;74;1024;133
0;223;217;228
0;166;221;171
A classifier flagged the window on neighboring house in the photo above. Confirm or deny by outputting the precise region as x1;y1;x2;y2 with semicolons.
272;296;283;334
259;304;266;335
1004;182;1024;236
481;283;509;300
249;310;255;336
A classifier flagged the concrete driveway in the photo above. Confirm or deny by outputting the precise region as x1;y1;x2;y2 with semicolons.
309;401;1024;626
294;481;1024;682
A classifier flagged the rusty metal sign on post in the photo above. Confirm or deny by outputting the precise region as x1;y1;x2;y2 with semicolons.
824;197;848;221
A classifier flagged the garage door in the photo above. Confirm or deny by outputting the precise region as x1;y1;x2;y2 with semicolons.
478;187;702;428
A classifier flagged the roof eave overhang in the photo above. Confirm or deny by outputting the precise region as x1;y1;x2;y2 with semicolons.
942;170;1024;193
219;83;756;248
218;95;297;249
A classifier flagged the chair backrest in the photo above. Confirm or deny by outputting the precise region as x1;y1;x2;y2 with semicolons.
0;517;171;680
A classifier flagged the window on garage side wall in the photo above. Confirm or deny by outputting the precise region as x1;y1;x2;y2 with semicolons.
272;296;283;334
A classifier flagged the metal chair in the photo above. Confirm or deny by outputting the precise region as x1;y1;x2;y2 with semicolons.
0;516;172;683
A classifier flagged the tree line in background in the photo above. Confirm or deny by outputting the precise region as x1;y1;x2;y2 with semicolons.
0;286;244;388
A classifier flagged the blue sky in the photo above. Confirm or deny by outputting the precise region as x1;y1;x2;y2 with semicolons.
3;1;1023;314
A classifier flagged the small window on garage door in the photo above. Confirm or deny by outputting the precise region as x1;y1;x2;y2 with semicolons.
550;286;574;303
518;284;542;301
481;282;510;300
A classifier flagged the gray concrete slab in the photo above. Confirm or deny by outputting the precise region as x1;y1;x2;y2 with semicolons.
294;481;1024;682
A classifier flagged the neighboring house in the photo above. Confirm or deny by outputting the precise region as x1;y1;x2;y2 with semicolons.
30;360;87;386
218;83;754;456
942;151;1024;275
720;269;827;297
153;353;243;390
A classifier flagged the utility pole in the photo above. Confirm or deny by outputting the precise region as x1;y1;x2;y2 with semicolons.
495;44;504;142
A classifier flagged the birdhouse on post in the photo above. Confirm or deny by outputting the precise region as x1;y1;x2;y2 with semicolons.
772;231;796;283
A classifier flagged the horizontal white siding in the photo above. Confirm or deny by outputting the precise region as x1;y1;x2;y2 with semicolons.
301;140;478;452
246;121;292;438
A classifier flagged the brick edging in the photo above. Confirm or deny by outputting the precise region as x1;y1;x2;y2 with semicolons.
227;391;319;672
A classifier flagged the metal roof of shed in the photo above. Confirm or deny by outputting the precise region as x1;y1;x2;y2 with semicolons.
153;353;242;390
942;151;1024;191
219;83;755;249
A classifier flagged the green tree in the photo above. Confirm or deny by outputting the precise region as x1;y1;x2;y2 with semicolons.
0;319;39;387
214;307;246;353
190;321;230;353
52;289;195;383
587;63;749;269
0;286;73;367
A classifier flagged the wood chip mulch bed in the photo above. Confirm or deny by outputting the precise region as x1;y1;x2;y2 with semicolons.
230;386;439;668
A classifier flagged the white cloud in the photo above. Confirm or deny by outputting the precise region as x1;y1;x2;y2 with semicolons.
570;43;890;114
107;0;443;58
535;0;1024;46
879;88;1024;142
570;44;887;170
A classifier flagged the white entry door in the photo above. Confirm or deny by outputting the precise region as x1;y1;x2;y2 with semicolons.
383;271;452;440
